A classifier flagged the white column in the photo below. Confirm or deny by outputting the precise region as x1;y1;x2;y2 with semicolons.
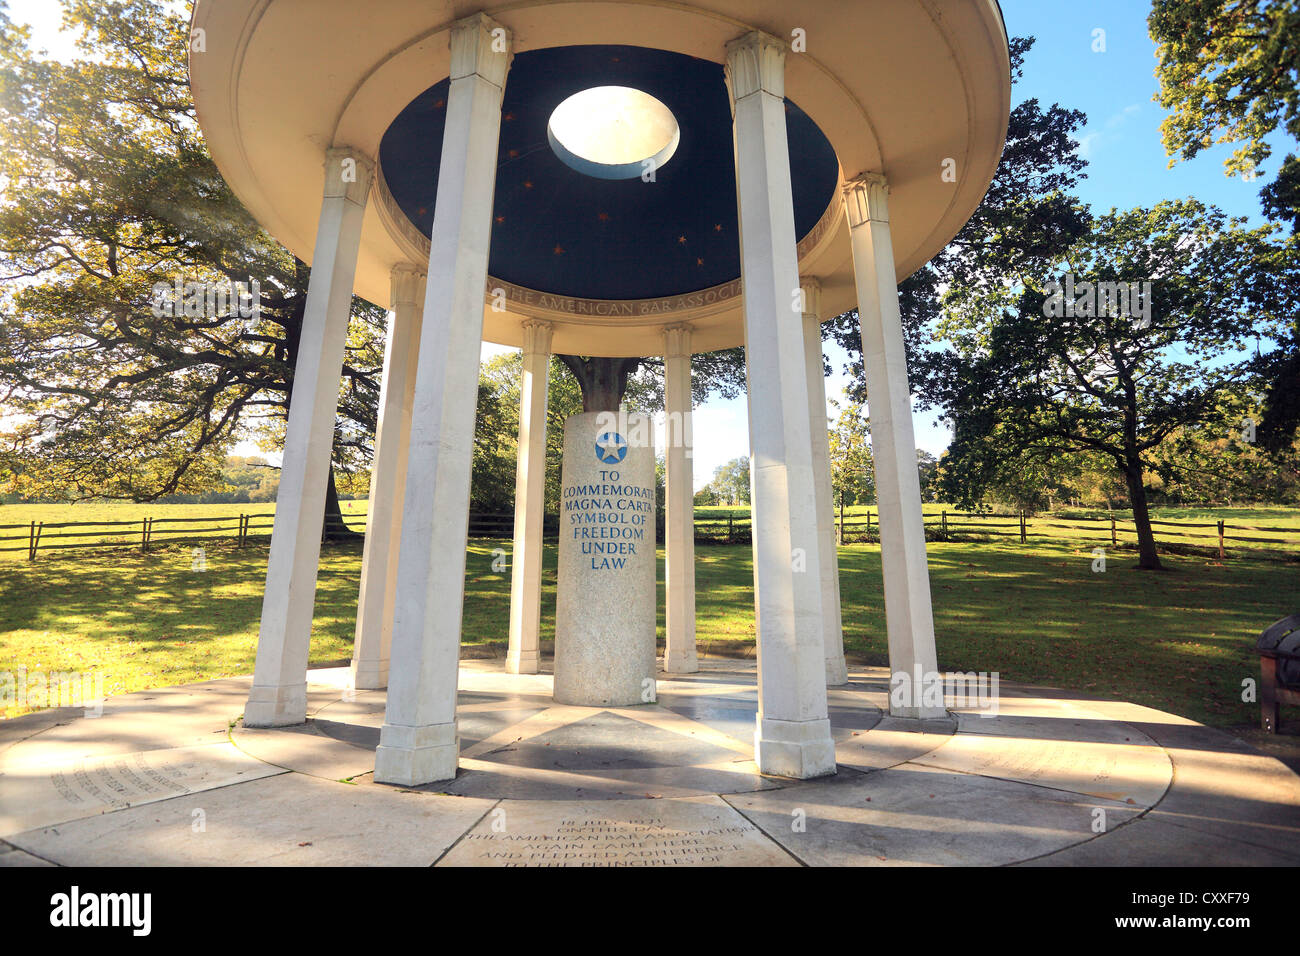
506;319;552;675
726;31;836;779
663;324;698;674
351;265;426;690
801;278;848;686
844;173;943;718
245;147;373;727
374;13;512;786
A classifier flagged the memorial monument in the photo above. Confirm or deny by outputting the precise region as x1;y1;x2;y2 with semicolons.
188;0;1011;785
554;411;657;707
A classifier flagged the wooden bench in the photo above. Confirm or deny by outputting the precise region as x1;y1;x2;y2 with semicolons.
1258;614;1300;733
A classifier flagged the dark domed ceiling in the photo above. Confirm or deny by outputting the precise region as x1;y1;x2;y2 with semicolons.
379;44;840;301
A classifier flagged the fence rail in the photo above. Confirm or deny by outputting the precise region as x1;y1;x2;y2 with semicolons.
1;506;1296;561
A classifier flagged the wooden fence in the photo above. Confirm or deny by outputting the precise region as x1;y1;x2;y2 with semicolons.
0;511;533;560
2;507;1295;561
696;508;1298;560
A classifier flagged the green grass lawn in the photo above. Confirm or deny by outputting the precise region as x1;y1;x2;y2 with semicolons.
2;532;1295;727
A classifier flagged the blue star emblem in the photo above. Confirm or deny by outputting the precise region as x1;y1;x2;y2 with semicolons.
595;432;627;463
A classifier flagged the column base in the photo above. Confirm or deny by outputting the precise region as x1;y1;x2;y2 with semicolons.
374;721;459;786
825;656;849;686
349;657;388;691
754;716;837;779
243;682;307;727
664;649;699;674
505;650;540;675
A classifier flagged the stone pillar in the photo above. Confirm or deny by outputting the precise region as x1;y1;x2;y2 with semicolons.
663;325;698;674
726;31;836;779
844;173;943;719
506;320;553;675
244;146;373;727
374;13;512;785
351;265;426;690
801;278;848;686
553;411;658;705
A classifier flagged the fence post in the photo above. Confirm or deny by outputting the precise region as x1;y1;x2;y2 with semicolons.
1218;519;1225;560
1111;513;1117;547
837;496;844;545
867;510;872;534
27;520;35;561
941;510;947;534
140;518;148;553
727;513;733;544
1020;511;1027;544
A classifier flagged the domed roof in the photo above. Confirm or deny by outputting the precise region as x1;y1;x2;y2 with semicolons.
189;0;1010;356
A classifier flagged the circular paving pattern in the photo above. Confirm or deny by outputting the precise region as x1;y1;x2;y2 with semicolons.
2;660;1299;867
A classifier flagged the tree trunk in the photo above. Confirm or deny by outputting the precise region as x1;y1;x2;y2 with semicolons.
323;462;358;540
1123;463;1164;570
557;355;641;412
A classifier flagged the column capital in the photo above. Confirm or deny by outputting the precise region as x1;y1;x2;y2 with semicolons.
798;277;822;320
520;319;553;355
390;264;427;308
323;147;375;206
724;30;786;104
663;324;694;357
843;173;890;227
450;12;513;88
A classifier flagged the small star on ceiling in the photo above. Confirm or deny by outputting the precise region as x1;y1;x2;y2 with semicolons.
523;180;533;189
553;244;565;255
677;235;687;244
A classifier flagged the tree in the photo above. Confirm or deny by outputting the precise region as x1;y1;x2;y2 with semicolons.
554;348;747;415
471;353;524;512
828;396;874;506
827;36;1092;407
467;351;588;514
693;485;720;507
915;450;938;503
933;200;1296;568
0;0;384;536
706;456;750;506
1150;0;1299;183
1150;0;1300;448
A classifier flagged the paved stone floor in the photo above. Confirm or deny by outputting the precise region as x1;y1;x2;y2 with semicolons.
2;659;1298;866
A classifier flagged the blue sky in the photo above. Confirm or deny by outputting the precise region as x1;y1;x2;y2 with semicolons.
8;0;1294;487
678;0;1293;487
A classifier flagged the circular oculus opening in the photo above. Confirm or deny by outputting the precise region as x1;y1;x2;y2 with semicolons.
547;86;680;180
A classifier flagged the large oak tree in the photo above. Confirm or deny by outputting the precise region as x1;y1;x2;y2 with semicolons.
0;0;383;535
